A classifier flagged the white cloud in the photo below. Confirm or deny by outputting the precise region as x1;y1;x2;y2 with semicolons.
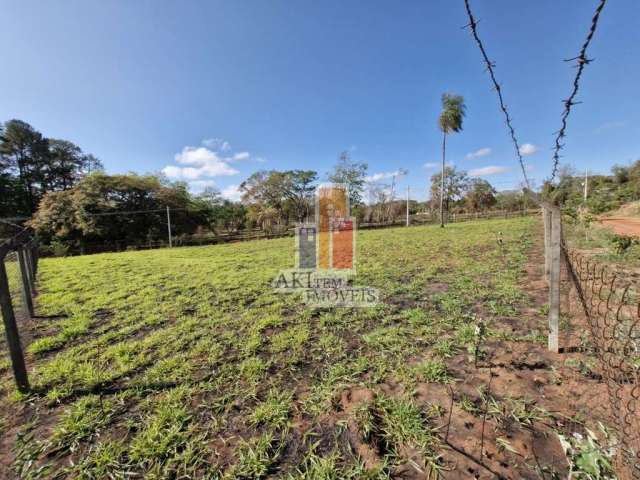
365;170;407;183
162;165;183;178
519;143;538;156
469;165;511;177
233;151;250;161
255;157;266;163
162;146;239;180
221;184;242;202
466;147;492;160
202;138;231;152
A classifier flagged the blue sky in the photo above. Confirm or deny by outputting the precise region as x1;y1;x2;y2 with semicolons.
1;0;638;201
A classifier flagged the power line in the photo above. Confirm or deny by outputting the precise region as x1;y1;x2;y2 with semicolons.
462;0;531;191
82;206;210;217
83;208;169;217
550;0;608;183
0;218;26;230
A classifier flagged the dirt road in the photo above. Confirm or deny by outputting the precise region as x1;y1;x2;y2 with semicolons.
600;217;640;237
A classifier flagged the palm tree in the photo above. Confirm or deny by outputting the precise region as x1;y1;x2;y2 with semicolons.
437;93;466;227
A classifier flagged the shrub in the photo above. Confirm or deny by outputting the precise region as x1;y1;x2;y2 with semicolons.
608;234;638;255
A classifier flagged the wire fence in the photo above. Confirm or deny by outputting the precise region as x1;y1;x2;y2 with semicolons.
550;0;608;183
560;240;640;479
3;252;22;310
56;208;540;256
0;252;21;378
462;0;531;190
0;228;39;393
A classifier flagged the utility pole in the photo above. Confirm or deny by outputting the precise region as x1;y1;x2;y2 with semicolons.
440;134;446;228
406;186;410;226
166;206;173;248
583;169;589;202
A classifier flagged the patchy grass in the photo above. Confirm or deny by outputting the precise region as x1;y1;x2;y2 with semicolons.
0;218;541;478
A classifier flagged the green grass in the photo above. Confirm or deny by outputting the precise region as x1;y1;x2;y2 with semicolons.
2;252;23;312
0;217;536;478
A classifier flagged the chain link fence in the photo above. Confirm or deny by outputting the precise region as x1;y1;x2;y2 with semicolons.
560;242;640;479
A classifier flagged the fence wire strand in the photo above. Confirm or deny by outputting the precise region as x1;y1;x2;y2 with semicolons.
550;0;608;183
462;0;531;190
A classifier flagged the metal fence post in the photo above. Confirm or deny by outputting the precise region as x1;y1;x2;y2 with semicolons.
166;206;173;248
0;257;30;393
17;248;34;318
548;206;561;353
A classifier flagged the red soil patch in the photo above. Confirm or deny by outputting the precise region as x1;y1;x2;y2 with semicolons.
600;217;640;237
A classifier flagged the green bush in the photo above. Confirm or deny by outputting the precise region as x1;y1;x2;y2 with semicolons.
608;234;638;255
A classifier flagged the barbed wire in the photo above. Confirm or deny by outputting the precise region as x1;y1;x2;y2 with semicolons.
462;0;531;191
549;0;608;184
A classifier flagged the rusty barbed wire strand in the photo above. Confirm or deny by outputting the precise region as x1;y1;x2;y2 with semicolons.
462;0;531;191
550;0;608;183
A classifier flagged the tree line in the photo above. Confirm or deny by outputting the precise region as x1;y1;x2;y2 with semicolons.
545;162;640;216
2;118;532;254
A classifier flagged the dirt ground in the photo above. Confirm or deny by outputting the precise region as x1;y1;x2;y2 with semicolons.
600;217;640;237
399;226;613;479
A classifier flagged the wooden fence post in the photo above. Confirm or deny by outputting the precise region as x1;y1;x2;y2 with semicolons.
30;241;38;275
548;206;561;353
0;257;30;393
17;248;34;318
543;207;552;283
24;247;36;295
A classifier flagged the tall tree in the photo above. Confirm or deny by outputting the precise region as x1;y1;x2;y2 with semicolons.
46;140;103;189
437;94;466;227
430;166;469;213
31;173;206;251
0;119;49;214
465;178;497;212
46;139;84;190
278;170;317;222
0;119;102;216
239;170;317;224
240;171;284;210
328;151;368;207
196;186;224;207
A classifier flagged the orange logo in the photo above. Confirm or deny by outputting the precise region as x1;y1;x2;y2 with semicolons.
297;184;355;271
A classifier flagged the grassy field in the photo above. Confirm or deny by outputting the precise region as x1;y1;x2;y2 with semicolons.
1;217;598;479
